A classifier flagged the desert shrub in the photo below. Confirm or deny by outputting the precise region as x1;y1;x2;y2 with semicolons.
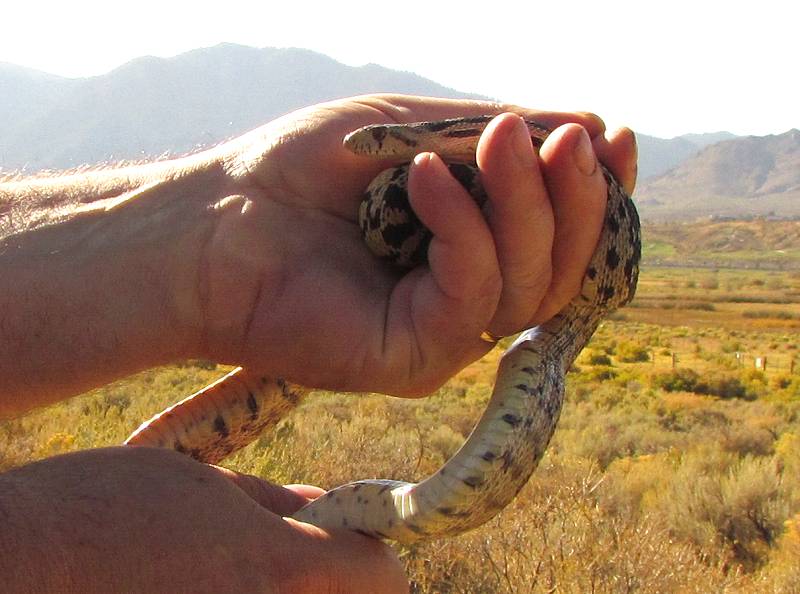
756;513;800;592
652;368;700;393
721;340;744;353
742;309;797;320
659;454;789;568
774;433;800;507
696;375;751;400
771;376;800;400
720;424;775;456
589;339;617;355
685;301;716;311
766;277;785;290
600;453;674;516
427;424;464;462
652;369;757;400
571;423;636;468
717;457;790;565
739;370;769;399
616;341;650;363
585;350;613;366
585;366;618;382
35;432;76;458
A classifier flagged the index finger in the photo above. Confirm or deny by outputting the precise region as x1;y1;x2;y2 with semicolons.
347;93;607;138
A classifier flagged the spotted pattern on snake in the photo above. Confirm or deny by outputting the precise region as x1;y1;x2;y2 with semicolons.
125;116;641;543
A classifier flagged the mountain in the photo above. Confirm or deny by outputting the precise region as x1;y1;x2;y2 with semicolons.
0;63;78;137
0;43;487;171
0;43;724;178
636;131;737;179
636;129;800;220
1;43;797;222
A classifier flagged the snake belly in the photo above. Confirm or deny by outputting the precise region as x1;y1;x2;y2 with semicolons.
125;116;641;543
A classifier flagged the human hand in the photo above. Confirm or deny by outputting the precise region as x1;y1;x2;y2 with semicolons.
0;447;408;593
0;93;637;412
195;94;637;395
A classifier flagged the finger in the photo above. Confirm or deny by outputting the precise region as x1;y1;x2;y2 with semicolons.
410;153;499;303
476;113;555;336
211;466;314;516
531;123;608;324
383;152;501;394
283;483;327;500
349;93;607;138
592;126;638;195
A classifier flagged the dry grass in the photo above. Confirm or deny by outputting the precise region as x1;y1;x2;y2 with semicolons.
2;266;799;592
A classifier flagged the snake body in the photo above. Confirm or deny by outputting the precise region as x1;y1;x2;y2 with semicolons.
125;116;641;543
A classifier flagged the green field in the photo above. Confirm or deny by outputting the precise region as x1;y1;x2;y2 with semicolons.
2;264;799;593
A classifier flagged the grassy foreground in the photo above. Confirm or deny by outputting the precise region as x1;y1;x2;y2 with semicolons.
2;266;799;593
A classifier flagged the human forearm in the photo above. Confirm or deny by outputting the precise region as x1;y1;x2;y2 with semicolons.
0;155;230;416
1;159;184;236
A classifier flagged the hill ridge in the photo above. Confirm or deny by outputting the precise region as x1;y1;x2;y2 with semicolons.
2;44;798;221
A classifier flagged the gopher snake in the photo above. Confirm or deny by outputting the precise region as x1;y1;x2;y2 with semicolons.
125;117;641;543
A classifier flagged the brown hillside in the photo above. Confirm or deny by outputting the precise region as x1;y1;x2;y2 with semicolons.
636;129;800;220
643;220;800;269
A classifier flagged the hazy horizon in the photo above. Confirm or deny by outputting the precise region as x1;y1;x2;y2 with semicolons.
2;0;796;138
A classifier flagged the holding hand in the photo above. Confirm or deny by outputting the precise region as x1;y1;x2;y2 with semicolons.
198;94;637;396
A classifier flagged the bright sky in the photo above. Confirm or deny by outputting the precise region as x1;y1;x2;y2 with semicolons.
2;0;795;138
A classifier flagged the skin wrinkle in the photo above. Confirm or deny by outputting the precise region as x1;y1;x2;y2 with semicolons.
379;276;394;363
196;197;240;360
240;265;268;365
407;278;429;392
351;98;414;127
214;194;268;365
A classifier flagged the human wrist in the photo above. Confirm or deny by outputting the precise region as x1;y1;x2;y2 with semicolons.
0;153;231;413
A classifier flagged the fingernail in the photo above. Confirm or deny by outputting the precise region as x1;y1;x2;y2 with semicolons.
574;128;597;176
511;116;534;165
413;152;432;167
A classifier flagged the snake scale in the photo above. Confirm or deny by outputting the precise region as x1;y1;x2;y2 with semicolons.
125;116;641;543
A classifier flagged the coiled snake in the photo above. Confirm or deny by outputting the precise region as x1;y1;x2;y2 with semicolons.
125;116;641;543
